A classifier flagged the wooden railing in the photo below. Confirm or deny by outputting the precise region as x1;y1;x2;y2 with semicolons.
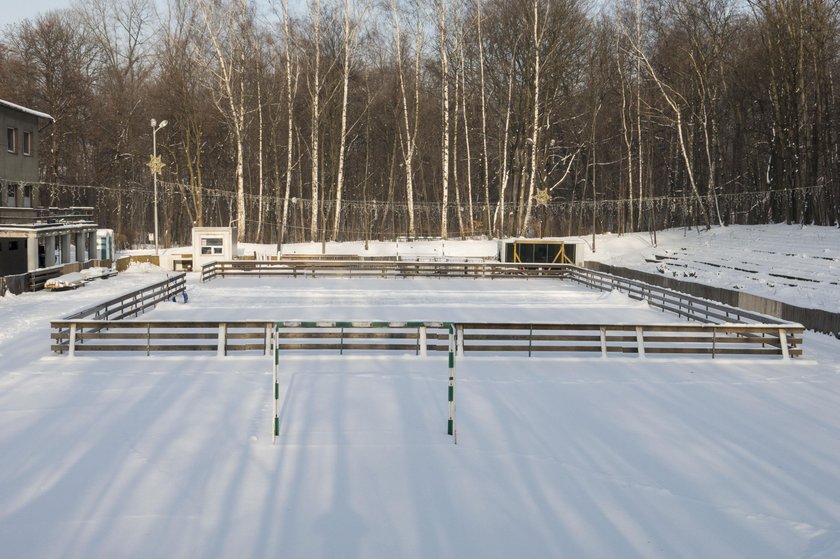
50;319;802;359
201;259;569;282
51;263;804;358
62;273;186;321
563;266;777;325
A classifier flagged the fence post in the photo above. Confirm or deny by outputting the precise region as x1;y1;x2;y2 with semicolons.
712;327;717;359
599;327;607;358
218;323;227;357
779;328;790;360
636;326;646;358
528;325;533;357
68;323;77;357
448;324;457;444
419;326;427;357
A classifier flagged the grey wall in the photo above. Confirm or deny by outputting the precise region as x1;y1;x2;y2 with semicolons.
0;106;41;206
585;261;840;335
0;237;28;276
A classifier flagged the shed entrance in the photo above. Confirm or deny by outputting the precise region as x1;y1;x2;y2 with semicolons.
505;240;575;265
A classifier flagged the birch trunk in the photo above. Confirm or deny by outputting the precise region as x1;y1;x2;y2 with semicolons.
437;0;450;239
521;0;542;237
332;0;352;240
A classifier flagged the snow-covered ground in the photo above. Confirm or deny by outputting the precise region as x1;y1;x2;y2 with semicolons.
2;230;840;558
148;276;669;324
243;223;840;313
587;224;840;313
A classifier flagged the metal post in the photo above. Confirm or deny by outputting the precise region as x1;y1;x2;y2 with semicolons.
448;324;457;443
273;325;280;443
153;125;159;256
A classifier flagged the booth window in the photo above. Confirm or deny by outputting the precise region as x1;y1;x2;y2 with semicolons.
200;236;224;255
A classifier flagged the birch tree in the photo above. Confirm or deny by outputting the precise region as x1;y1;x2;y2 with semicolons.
197;0;250;241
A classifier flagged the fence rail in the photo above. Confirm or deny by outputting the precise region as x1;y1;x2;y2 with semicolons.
200;259;569;282
50;319;802;359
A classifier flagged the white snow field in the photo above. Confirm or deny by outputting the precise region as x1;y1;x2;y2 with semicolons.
2;253;840;558
588;223;840;313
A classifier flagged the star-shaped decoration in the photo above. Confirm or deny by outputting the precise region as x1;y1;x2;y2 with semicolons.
533;188;551;208
147;154;166;175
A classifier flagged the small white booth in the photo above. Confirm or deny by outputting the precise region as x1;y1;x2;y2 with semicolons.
96;229;114;260
192;227;237;268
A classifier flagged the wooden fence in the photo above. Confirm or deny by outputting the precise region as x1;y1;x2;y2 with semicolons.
200;260;787;326
50;262;804;358
201;259;570;282
585;261;840;335
50;319;802;359
1;259;114;296
61;272;187;321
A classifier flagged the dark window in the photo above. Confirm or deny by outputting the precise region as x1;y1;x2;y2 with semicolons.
9;241;19;250
7;128;17;153
201;236;224;255
22;131;32;156
23;184;32;207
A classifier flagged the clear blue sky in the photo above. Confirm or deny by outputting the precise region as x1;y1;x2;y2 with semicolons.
0;0;73;28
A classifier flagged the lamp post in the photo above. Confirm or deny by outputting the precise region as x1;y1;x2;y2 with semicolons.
150;118;168;255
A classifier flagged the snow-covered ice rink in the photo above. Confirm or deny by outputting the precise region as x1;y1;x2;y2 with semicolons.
2;262;840;558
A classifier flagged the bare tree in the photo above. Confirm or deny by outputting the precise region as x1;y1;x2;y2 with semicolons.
197;0;250;241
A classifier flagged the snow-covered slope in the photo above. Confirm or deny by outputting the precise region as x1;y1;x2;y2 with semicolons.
588;224;840;313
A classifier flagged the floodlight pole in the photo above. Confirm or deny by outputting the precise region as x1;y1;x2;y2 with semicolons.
151;118;168;255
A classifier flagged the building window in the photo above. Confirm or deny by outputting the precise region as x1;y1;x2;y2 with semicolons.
22;131;32;156
200;236;224;255
7;128;17;153
9;241;19;250
23;184;32;207
7;184;17;207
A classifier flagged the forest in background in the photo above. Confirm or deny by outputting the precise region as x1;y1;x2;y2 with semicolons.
1;0;838;248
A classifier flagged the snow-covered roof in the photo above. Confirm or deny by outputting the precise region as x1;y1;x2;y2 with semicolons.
0;98;54;122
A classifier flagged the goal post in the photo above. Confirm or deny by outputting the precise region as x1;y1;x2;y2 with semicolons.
270;320;458;445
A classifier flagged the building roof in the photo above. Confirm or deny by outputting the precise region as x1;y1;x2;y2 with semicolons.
0;99;54;122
